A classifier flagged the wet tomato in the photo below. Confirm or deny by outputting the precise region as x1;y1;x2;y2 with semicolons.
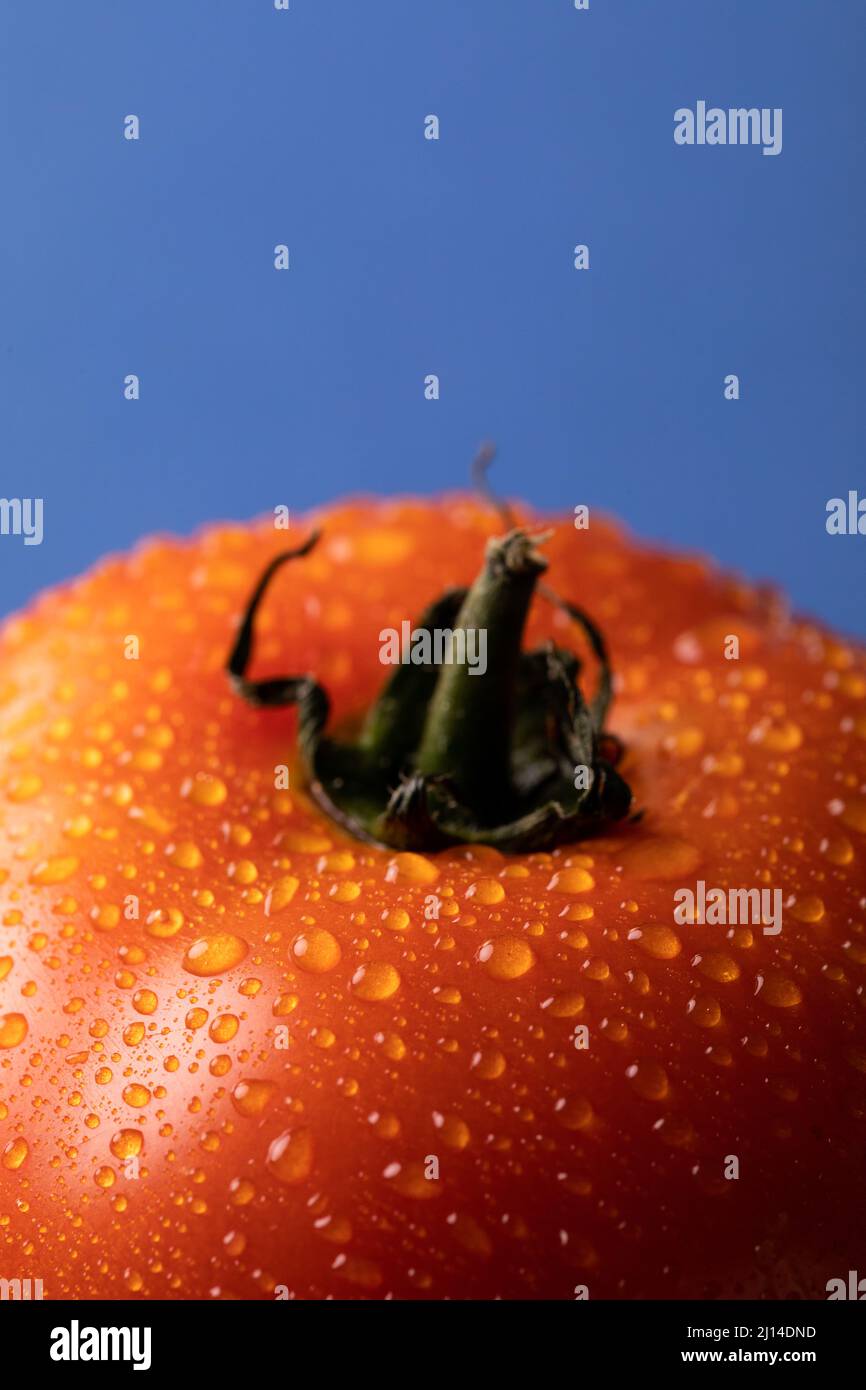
1;497;864;1299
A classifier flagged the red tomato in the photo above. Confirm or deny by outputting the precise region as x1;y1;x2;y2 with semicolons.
1;498;864;1299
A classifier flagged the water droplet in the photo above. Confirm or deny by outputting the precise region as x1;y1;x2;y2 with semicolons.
626;1059;670;1100
385;1160;440;1200
2;1137;29;1169
379;1032;406;1061
8;774;42;802
541;992;585;1018
476;935;536;980
448;1212;493;1255
0;1013;28;1048
351;961;401;1000
132;989;158;1016
232;1079;276;1116
29;855;79;885
272;994;299;1017
620;838;700;880
695;951;740;983
281;829;333;853
820;834;854;866
839;797;866;834
790;895;825;924
653;1114;695;1147
317;851;356;873
167;840;203;869
229;1177;256;1206
331;880;361;903
561;928;590;950
183;933;249;977
291;927;341;974
470;1047;506;1080
751;718;803;753
561;902;594;922
466;878;506;905
91;903;121;931
145;907;185;939
843;939;866;966
382;908;410;932
432;1112;471;1149
183;772;228;807
122;1083;151;1108
229;859;258;885
756;972;802;1008
223;1230;247;1257
385;852;439;885
555;1096;594;1130
547;867;595;895
210;1013;239;1043
627;924;682;960
601;1016;629;1042
267;1126;314;1185
661;726;704;758
369;1110;400;1138
110;1130;143;1160
687;993;722;1027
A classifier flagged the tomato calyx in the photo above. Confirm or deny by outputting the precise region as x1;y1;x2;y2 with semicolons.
226;524;634;851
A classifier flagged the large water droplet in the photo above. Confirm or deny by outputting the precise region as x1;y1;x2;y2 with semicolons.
2;1137;29;1169
620;837;700;880
0;1012;28;1048
476;935;536;980
627;925;681;960
267;1126;314;1185
290;927;341;974
232;1079;276;1117
183;933;249;977
351;961;401;1000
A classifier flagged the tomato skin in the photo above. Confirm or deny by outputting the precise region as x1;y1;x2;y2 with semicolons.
0;498;865;1300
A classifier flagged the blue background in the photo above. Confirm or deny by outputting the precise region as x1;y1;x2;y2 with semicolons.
1;1;864;632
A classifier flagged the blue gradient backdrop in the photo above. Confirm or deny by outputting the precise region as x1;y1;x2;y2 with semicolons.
1;1;864;632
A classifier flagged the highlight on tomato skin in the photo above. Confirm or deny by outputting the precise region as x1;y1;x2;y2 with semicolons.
1;495;865;1300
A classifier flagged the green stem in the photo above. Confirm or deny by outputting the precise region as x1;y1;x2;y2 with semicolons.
415;530;548;823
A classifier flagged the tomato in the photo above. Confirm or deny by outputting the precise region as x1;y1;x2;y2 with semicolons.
0;497;864;1300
